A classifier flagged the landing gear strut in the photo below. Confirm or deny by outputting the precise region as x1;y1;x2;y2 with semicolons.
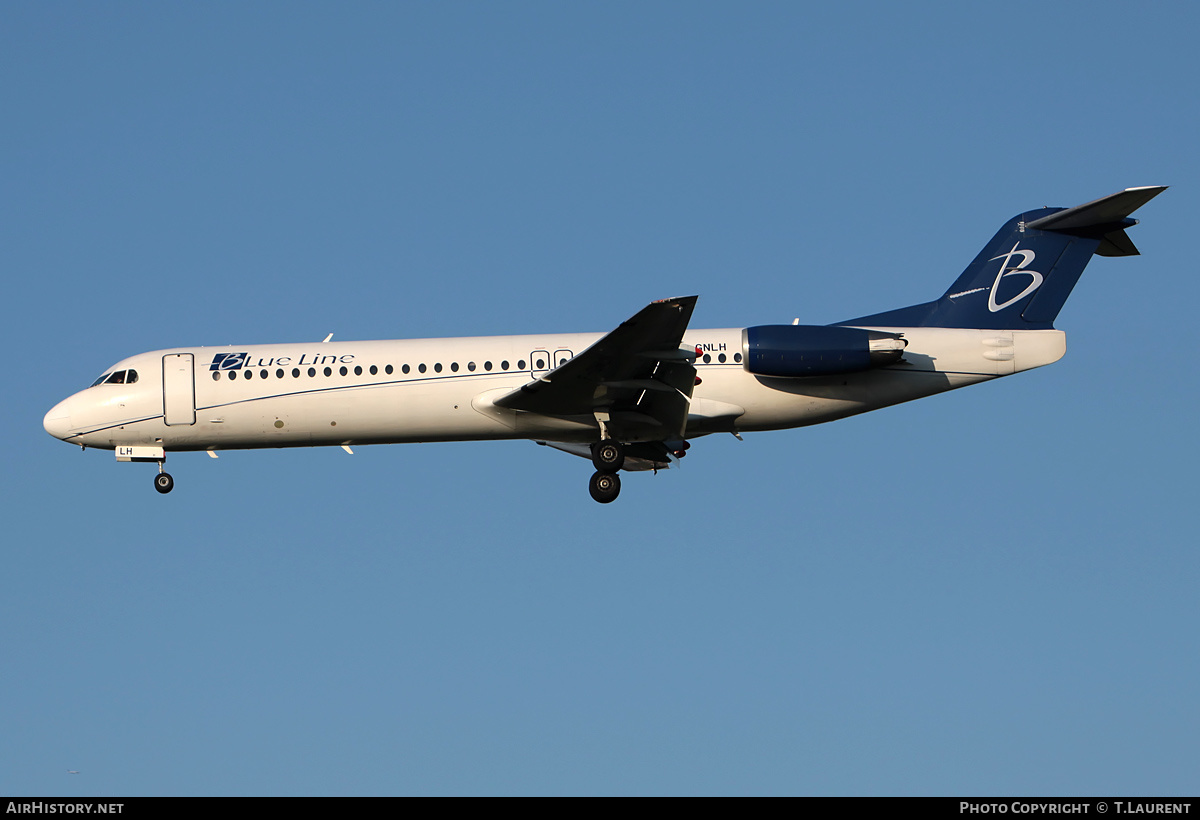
589;470;621;504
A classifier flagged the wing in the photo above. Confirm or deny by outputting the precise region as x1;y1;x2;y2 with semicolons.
494;296;699;440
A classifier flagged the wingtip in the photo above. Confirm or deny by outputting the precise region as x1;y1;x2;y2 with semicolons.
1122;185;1169;202
651;295;700;313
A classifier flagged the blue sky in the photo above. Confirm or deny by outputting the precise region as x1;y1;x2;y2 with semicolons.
3;2;1197;795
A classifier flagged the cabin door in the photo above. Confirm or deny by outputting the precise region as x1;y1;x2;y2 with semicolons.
162;353;196;426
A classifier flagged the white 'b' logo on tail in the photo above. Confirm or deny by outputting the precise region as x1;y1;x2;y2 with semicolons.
987;243;1043;312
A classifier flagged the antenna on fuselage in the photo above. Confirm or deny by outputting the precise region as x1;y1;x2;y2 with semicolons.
322;333;333;342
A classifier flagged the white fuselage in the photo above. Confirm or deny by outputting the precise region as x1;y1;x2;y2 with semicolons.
43;327;1067;453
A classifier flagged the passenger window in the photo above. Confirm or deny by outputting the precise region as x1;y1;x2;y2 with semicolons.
468;362;476;371
402;364;410;374
718;353;726;363
385;365;393;375
229;370;238;380
323;367;332;377
354;366;362;376
501;361;510;370
434;363;442;373
517;360;526;370
339;366;348;376
212;372;221;381
293;368;301;378
418;364;426;373
734;353;742;363
484;361;492;371
276;369;284;378
245;370;254;379
450;362;459;372
308;367;316;377
703;354;711;363
369;365;378;376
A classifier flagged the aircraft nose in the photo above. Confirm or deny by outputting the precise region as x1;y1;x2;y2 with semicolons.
43;400;73;440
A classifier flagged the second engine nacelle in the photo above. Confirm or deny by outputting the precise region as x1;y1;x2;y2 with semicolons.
742;325;907;378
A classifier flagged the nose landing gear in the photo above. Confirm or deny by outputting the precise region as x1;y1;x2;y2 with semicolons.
154;471;175;494
115;446;175;494
153;458;174;494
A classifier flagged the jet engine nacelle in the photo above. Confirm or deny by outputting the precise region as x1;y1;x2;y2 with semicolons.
742;325;907;378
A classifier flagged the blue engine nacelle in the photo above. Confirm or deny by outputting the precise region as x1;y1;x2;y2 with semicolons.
742;325;907;377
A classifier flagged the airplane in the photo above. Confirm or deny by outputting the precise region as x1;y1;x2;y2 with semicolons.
43;186;1165;503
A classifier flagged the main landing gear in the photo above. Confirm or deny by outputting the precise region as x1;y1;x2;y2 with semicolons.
591;439;625;472
588;440;624;504
589;470;621;504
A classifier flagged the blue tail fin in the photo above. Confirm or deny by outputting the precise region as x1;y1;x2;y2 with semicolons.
841;187;1166;330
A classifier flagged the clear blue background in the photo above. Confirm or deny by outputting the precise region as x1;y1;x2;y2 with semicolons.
3;2;1196;796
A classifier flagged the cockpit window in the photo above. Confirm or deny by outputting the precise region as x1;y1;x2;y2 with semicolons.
97;369;137;385
90;368;138;387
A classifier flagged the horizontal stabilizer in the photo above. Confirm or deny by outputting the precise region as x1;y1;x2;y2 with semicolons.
1025;186;1165;258
1025;186;1166;232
